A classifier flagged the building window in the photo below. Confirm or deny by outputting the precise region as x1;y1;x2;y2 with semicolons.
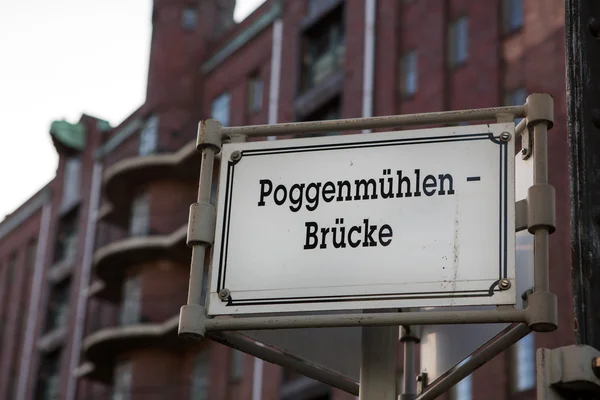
230;349;244;381
182;7;197;31
45;278;71;333
451;374;472;400
505;87;527;106
62;156;81;208
248;72;264;113
191;350;210;400
503;0;524;33
211;92;231;127
129;192;150;237
300;6;345;93
512;334;536;391
399;50;418;97
308;0;323;15
139;115;159;156
451;358;472;400
53;208;78;264
26;238;37;270
505;87;527;124
36;351;61;400
448;16;469;67
120;275;141;325
113;361;132;400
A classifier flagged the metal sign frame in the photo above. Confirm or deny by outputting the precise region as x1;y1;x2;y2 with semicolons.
179;93;557;399
208;123;517;315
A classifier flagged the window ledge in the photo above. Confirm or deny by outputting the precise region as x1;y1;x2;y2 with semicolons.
448;59;468;70
400;92;417;101
48;257;75;283
295;70;344;120
38;326;67;353
504;25;524;38
59;196;82;217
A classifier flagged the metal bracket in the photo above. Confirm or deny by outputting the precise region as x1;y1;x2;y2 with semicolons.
527;184;557;234
537;345;600;399
516;199;528;232
416;373;428;394
521;125;533;159
186;202;216;246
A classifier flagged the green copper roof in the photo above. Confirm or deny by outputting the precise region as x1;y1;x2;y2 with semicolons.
50;120;86;151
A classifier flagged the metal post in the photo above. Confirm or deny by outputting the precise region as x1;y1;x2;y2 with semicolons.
403;341;416;399
521;94;557;333
566;0;600;350
179;120;222;339
359;326;399;400
532;122;549;294
186;145;215;305
400;326;418;400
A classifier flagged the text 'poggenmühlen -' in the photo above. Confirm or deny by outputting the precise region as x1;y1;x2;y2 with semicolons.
257;168;458;250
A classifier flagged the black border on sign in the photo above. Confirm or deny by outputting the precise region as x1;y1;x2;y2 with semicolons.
216;132;510;307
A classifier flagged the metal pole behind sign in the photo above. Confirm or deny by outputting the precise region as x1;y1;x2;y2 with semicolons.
400;326;419;400
566;0;600;351
359;325;399;400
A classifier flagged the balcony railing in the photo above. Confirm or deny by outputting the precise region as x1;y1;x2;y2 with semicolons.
85;290;189;335
103;121;197;168
303;44;345;93
95;209;191;250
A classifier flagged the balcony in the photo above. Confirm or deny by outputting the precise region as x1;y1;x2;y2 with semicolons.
84;384;198;400
93;210;190;301
82;293;188;383
100;140;200;227
296;2;345;120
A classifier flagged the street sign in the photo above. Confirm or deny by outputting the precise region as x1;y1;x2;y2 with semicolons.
208;123;516;316
420;152;534;382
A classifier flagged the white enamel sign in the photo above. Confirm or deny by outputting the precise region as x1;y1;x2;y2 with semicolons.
207;123;516;315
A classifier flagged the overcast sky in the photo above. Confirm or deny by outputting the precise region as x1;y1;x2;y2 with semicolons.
0;0;264;221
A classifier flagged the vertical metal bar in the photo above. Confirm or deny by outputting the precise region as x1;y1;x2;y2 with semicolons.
533;123;550;294
186;150;215;306
186;247;206;305
359;326;399;400
400;339;417;400
566;0;600;349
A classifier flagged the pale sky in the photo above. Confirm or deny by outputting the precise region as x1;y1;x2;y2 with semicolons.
0;0;264;221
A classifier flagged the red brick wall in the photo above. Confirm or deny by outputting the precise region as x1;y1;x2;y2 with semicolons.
147;180;197;234
140;259;190;322
0;206;43;399
129;348;182;398
203;25;274;127
76;0;573;399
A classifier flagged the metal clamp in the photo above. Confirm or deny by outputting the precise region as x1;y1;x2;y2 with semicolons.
526;93;555;129
186;202;216;246
537;345;600;398
197;119;223;152
527;184;556;234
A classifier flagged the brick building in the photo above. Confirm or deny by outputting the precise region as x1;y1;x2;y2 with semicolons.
0;0;570;399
